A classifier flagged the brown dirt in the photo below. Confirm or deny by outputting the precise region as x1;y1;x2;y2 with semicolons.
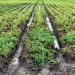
10;46;75;75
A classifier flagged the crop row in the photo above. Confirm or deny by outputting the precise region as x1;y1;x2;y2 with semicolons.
46;3;75;32
0;2;37;60
0;3;24;15
0;3;30;16
24;3;57;65
44;2;75;57
0;4;32;33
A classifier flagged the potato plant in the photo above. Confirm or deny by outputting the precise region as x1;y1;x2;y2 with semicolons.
0;1;37;59
24;4;57;65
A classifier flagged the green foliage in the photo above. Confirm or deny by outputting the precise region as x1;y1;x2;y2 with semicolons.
0;35;18;57
60;31;75;45
71;45;75;54
51;60;57;65
25;39;56;65
0;2;36;58
61;47;68;55
60;31;75;55
24;4;57;65
28;28;54;44
25;28;56;65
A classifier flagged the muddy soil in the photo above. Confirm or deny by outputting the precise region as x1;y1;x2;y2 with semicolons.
11;46;75;75
1;55;75;75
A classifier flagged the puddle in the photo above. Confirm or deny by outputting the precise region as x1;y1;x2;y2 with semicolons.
53;36;60;50
6;5;36;75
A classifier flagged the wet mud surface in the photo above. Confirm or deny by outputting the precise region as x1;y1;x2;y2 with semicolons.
11;47;75;75
0;44;75;75
1;59;75;75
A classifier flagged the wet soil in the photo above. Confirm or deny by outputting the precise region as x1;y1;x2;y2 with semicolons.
1;54;75;75
11;46;75;75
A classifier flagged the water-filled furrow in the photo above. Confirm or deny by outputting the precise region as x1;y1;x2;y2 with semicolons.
45;8;60;50
6;6;36;75
39;5;41;12
53;36;60;50
46;17;53;31
27;6;36;29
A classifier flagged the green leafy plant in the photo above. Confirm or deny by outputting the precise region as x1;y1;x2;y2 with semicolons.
24;4;56;65
60;31;75;45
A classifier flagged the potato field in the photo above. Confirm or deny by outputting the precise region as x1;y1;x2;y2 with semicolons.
0;0;75;75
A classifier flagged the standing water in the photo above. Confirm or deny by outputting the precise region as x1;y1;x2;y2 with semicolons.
45;9;60;50
39;5;41;12
6;5;36;75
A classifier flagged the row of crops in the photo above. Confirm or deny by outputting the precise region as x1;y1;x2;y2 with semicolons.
0;3;27;16
23;3;57;65
0;1;37;59
44;2;75;56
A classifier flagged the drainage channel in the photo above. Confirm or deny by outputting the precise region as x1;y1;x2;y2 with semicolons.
6;5;36;75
